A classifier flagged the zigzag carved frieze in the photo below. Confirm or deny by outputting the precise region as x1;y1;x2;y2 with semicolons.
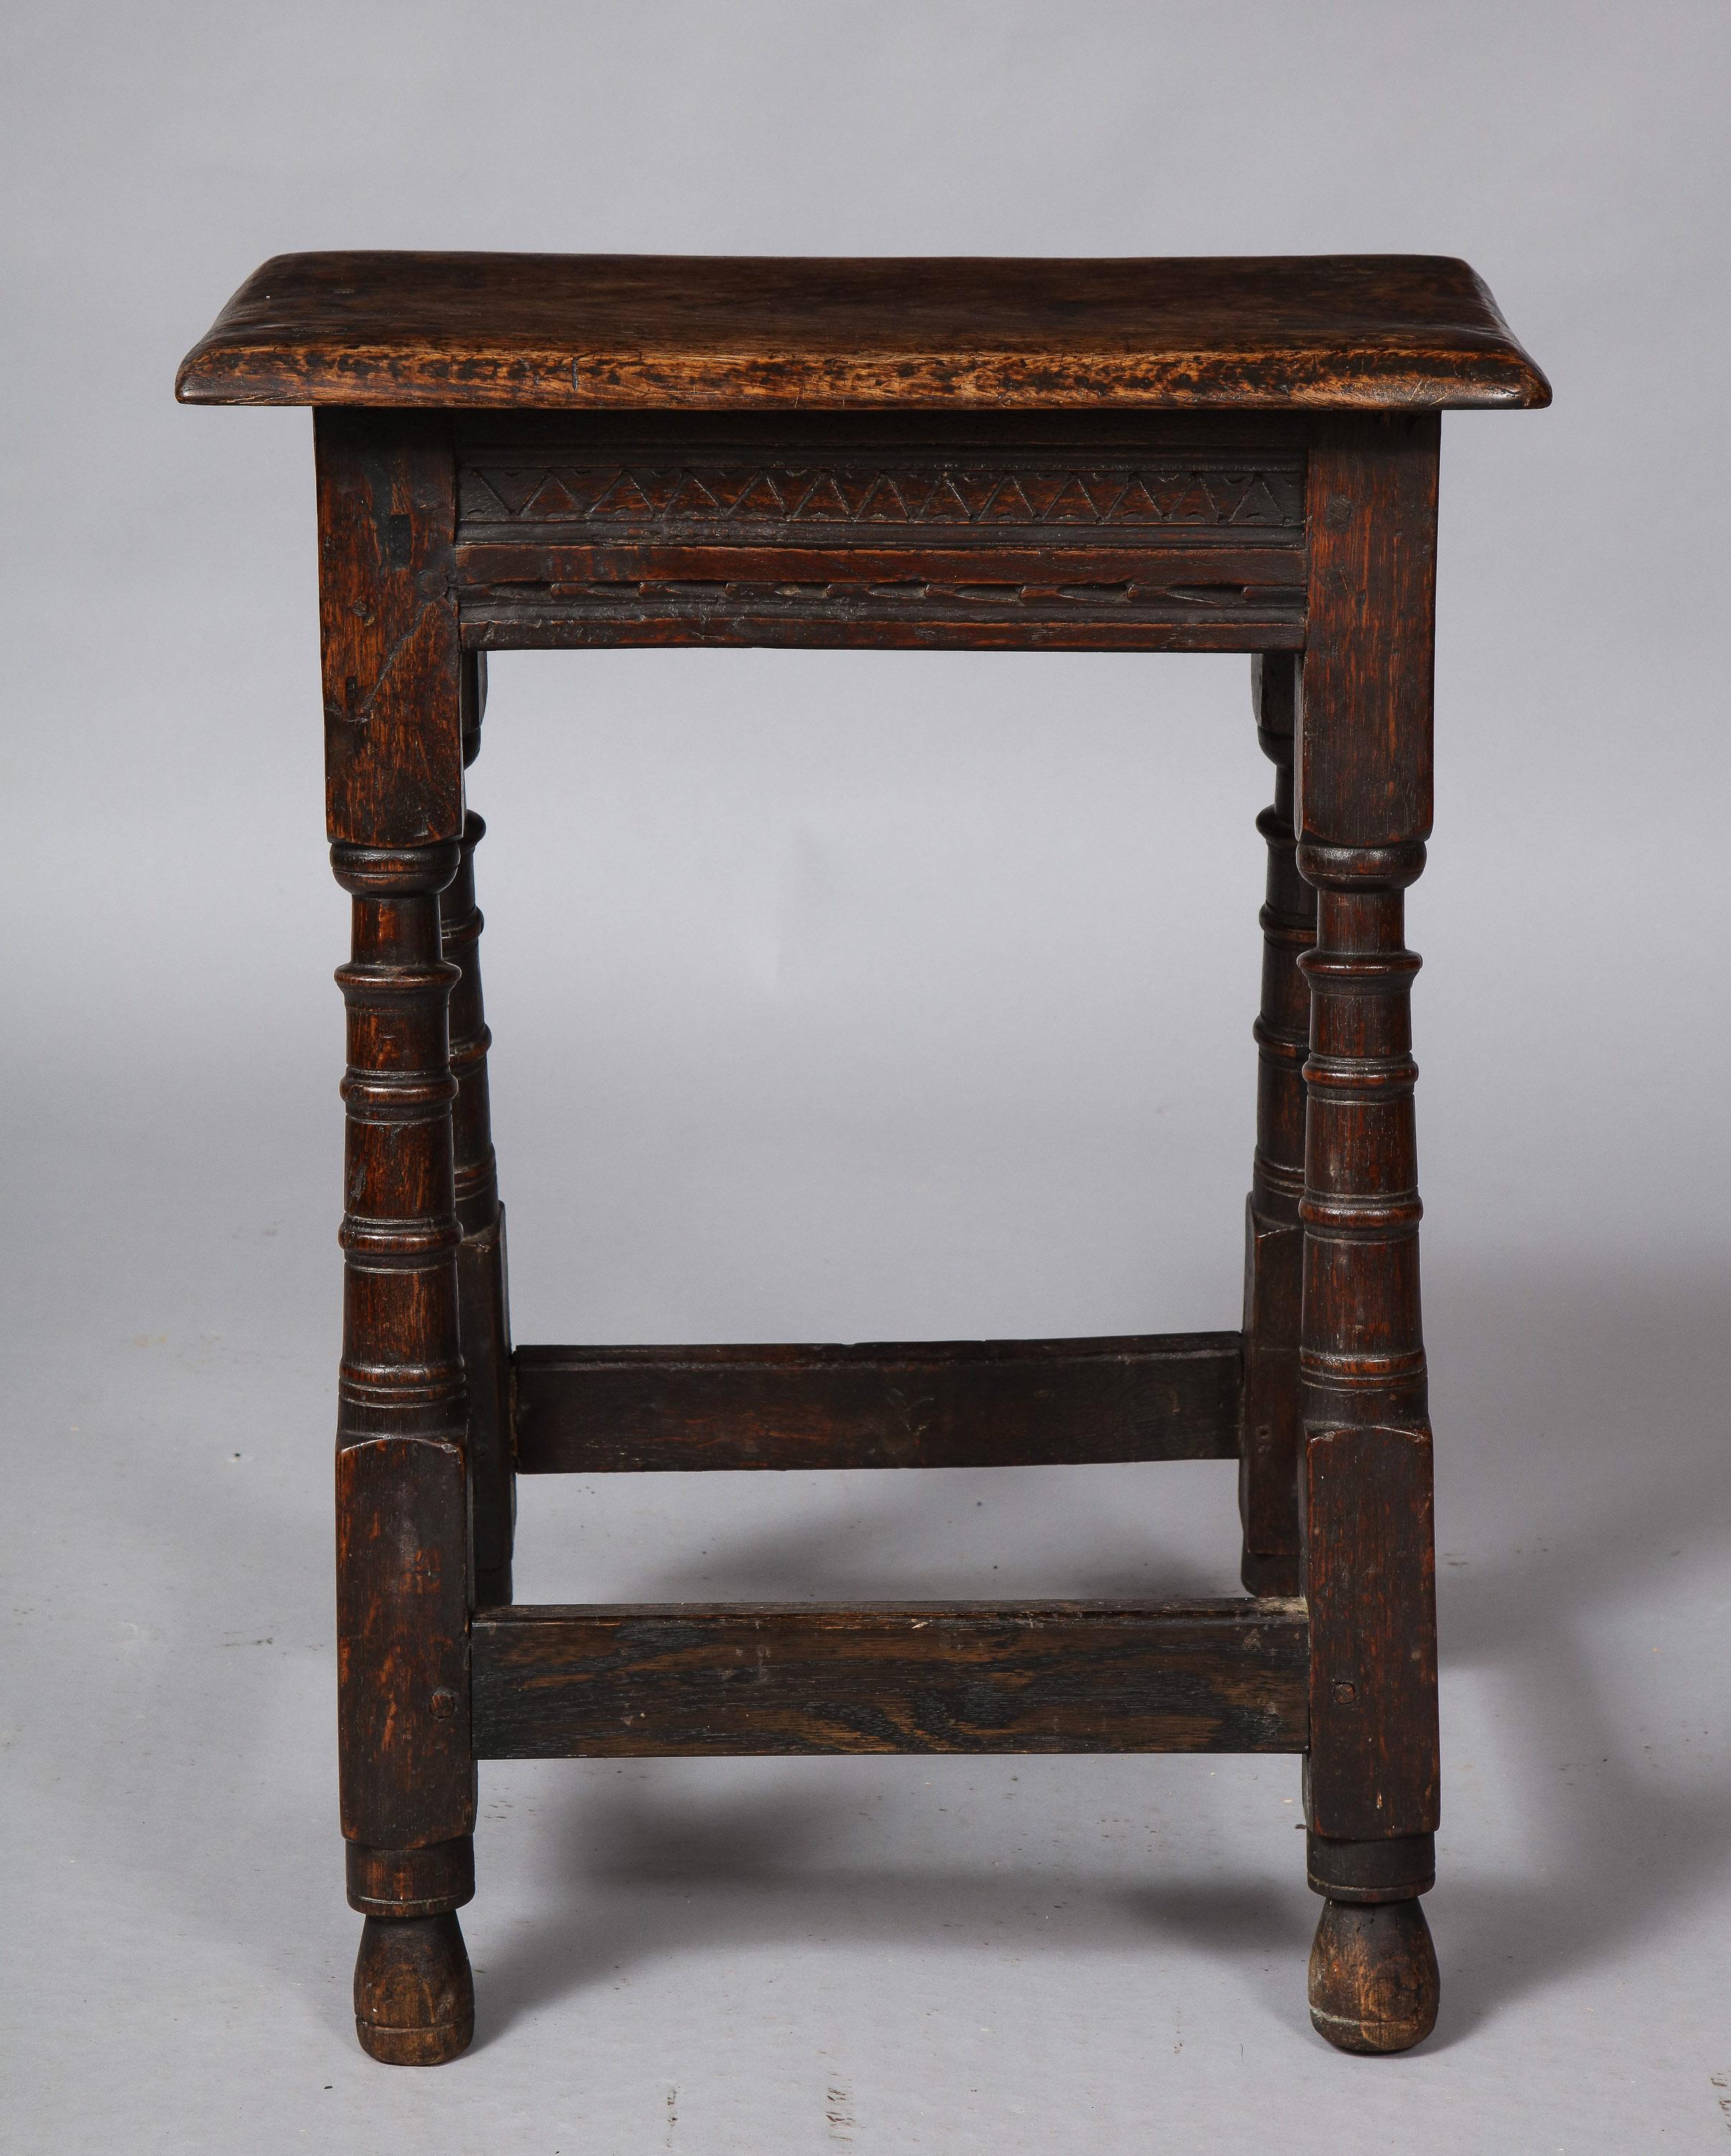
458;459;1305;539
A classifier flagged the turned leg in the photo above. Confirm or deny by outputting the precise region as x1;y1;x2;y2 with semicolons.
333;839;476;2063
1240;652;1314;1597
320;413;476;2064
1296;415;1443;2053
446;653;514;1609
1297;838;1439;2050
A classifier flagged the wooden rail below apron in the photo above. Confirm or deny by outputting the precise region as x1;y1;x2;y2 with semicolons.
471;1597;1308;1759
512;1331;1244;1473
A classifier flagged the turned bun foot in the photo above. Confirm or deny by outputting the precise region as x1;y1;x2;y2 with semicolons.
354;1912;475;2065
1307;1897;1439;2055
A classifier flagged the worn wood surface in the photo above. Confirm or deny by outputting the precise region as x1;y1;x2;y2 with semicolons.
330;835;476;1871
443;825;498;1241
1307;1899;1439;2055
1304;1426;1440;1838
471;1599;1308;1759
353;1913;474;2067
315;413;464;847
345;1838;475;1920
469;601;1305;655
456;411;1310;540
512;1332;1243;1473
1239;653;1313;1595
335;1436;472;1848
178;249;1552;2060
177;252;1550;410
458;541;1306;653
441;677;515;1607
1297;413;1439;850
1295;413;1442;1886
455;410;1307;649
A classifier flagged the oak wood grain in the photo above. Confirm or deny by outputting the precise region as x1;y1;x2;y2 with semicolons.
174;250;1551;2059
1239;653;1313;1595
315;413;464;847
471;1599;1309;1758
512;1332;1243;1473
1293;414;1442;1960
178;253;1550;411
1304;1425;1440;1838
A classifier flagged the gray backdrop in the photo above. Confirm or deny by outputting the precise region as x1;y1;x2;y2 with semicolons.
6;3;1728;2149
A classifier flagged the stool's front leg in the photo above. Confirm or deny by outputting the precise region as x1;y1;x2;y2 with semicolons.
333;838;476;2062
1296;415;1442;2053
319;414;477;2064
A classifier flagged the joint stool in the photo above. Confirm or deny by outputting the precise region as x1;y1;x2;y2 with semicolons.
177;252;1548;2063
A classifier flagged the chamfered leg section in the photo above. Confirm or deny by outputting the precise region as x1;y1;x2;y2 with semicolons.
1307;1898;1439;2055
354;1912;475;2065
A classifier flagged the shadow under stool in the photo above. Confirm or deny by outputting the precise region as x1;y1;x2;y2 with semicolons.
177;250;1550;2063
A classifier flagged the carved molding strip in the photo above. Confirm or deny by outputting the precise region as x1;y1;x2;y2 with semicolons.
461;573;1303;619
459;459;1305;542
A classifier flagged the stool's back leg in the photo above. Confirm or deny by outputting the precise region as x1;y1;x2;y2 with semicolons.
319;413;477;2065
445;653;514;1608
1240;652;1314;1596
1295;413;1443;2053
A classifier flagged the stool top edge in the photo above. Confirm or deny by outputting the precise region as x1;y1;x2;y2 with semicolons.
176;252;1551;413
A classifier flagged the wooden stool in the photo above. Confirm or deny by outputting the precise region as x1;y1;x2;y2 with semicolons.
177;253;1548;2063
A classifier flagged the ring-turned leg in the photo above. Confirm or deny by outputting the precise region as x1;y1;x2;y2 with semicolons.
1296;415;1443;2052
333;838;476;2063
446;654;514;1608
319;413;476;2063
1240;652;1314;1596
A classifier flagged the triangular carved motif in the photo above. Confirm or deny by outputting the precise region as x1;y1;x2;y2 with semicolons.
463;471;514;521
834;470;882;517
525;474;583;517
1201;474;1252;522
1015;474;1066;520
1079;475;1130;521
1044;477;1103;522
590;471;656;519
1106;476;1165;523
1159;475;1219;522
480;467;550;517
563;469;627;515
667;471;724;517
977;478;1038;522
731;471;789;518
859;475;911;521
796;474;853;520
701;469;756;514
917;476;977;522
1227;476;1288;525
947;471;1002;519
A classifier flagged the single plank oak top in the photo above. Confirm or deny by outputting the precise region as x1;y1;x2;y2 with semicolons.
177;252;1549;413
